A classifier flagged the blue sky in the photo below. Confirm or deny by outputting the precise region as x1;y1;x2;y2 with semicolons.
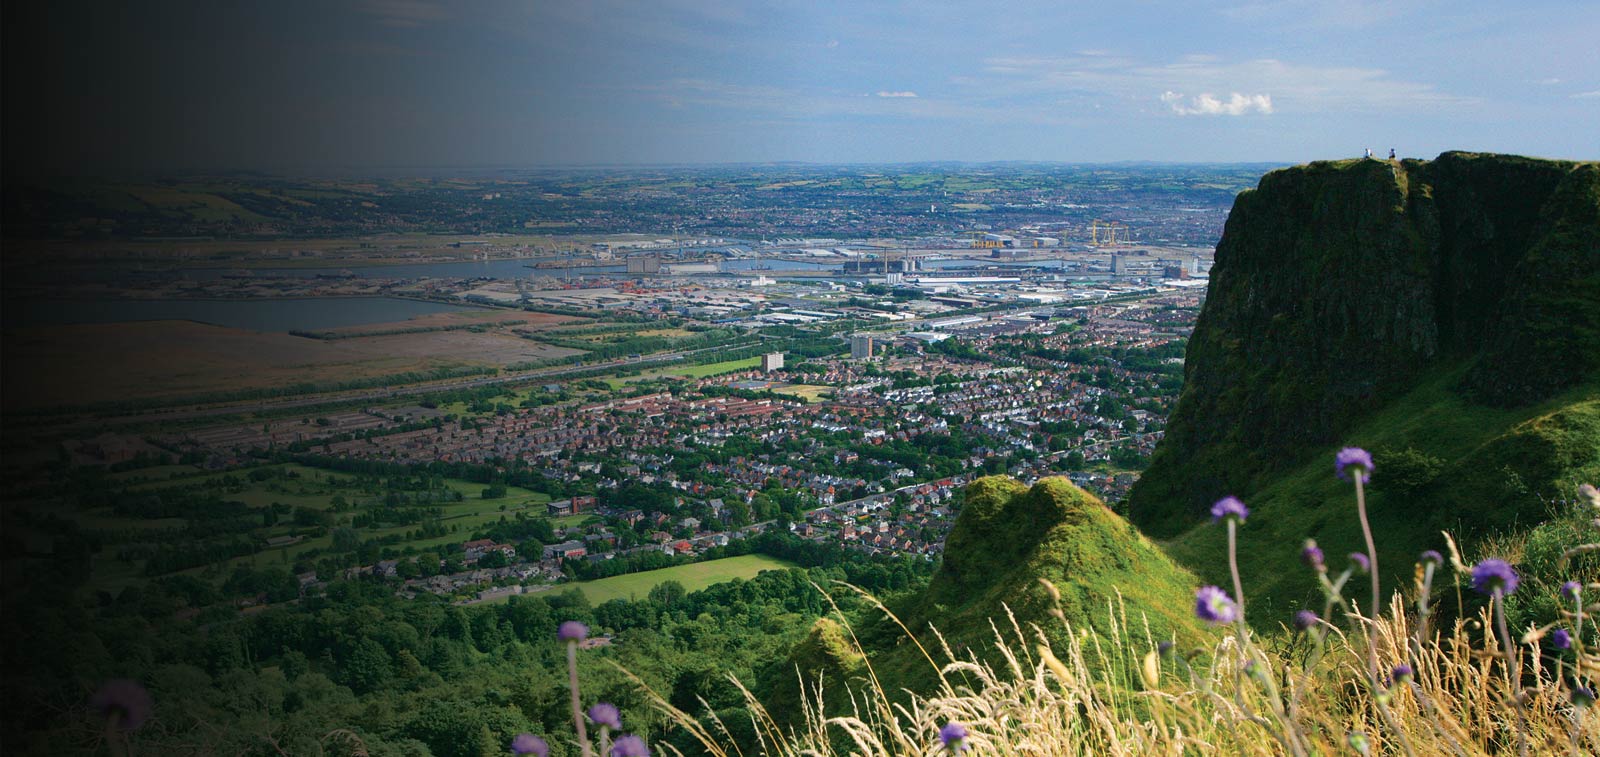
8;0;1598;172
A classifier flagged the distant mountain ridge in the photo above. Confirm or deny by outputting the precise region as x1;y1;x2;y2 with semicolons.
1129;152;1600;539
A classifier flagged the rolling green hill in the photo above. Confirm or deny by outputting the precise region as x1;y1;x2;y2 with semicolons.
800;477;1212;696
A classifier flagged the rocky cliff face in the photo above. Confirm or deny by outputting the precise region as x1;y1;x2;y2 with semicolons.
1129;153;1600;537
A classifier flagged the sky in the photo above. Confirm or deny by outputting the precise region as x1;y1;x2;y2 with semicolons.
4;0;1597;174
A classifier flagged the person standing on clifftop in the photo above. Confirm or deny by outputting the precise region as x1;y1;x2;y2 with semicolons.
1365;148;1373;158
1389;148;1396;160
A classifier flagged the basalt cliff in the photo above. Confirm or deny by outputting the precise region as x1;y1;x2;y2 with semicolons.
1129;152;1600;541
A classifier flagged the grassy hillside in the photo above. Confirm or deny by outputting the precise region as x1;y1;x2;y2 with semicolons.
1163;364;1600;626
840;477;1212;695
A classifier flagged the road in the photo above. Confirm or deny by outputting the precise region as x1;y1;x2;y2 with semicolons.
49;344;746;428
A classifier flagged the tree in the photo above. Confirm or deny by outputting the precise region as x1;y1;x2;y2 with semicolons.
332;526;362;553
478;550;508;569
344;637;392;694
647;579;687;609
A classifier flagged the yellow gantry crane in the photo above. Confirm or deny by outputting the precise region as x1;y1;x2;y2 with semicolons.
1090;220;1130;246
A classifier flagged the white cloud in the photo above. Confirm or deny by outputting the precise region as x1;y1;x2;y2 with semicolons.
975;54;1473;114
876;91;919;98
1571;90;1600;99
1161;91;1273;116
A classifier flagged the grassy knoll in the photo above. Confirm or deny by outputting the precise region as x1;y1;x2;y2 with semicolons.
562;554;798;604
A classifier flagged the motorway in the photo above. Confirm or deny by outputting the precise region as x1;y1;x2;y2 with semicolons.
54;345;741;429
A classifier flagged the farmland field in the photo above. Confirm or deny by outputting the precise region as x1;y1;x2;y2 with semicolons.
3;311;585;411
563;554;799;604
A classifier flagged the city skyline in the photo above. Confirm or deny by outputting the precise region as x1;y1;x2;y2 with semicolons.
4;0;1597;175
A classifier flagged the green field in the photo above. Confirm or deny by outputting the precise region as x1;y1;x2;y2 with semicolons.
563;554;799;604
77;462;564;586
773;384;832;403
604;356;761;388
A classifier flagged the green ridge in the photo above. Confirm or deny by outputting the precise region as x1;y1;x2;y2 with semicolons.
838;477;1211;694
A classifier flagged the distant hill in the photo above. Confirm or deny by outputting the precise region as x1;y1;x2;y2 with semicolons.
1126;152;1600;615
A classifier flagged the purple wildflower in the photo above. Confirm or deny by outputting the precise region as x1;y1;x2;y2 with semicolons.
511;733;550;757
1470;558;1519;596
89;679;152;732
610;735;650;757
1210;495;1248;523
1195;586;1239;624
1336;447;1375;483
1390;664;1414;685
1562;581;1583;602
1293;610;1319;631
558;621;588;642
1301;541;1326;572
1551;628;1573;651
1157;640;1175;657
1348;552;1370;574
1419;550;1443;567
1574;686;1596;708
939;722;969;752
588;702;622;729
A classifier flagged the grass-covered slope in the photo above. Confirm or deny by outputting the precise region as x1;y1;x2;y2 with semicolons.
1130;153;1600;540
850;477;1212;693
1163;370;1600;624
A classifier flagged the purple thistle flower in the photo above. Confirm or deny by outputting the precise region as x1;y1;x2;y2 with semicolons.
558;620;588;642
1562;581;1583;602
1293;610;1319;631
1210;495;1248;523
610;735;650;757
1574;685;1596;708
1301;541;1326;572
511;733;550;757
1157;640;1175;657
588;702;622;729
939;722;969;752
1348;552;1370;574
1419;550;1443;567
1195;586;1238;624
1470;558;1519;596
1336;447;1374;483
1551;628;1573;651
89;679;152;732
1390;664;1414;685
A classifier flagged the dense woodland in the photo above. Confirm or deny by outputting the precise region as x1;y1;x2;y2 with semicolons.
1;518;932;755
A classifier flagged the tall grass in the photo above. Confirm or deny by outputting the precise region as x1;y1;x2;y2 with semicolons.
634;482;1600;756
634;586;1597;755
